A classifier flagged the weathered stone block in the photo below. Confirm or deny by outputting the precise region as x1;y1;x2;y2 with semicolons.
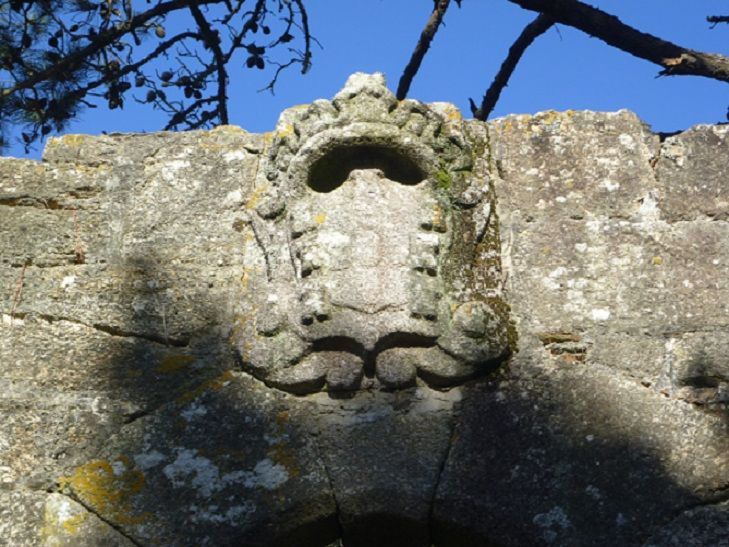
1;74;728;546
656;124;729;221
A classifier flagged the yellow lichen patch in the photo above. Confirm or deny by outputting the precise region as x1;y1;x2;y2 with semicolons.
240;266;254;290
314;213;327;225
58;458;150;526
177;369;236;404
652;256;663;266
198;140;223;153
62;513;88;534
275;410;289;427
49;134;91;149
442;105;463;122
536;110;561;125
430;204;447;232
276;123;295;139
269;443;301;479
157;354;195;374
245;184;269;210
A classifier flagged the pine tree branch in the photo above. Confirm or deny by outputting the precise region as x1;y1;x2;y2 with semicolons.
2;0;219;98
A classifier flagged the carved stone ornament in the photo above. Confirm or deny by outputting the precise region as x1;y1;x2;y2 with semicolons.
232;73;512;394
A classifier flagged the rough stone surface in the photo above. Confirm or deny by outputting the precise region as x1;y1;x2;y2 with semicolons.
643;500;729;546
311;388;460;547
1;75;728;545
42;493;136;546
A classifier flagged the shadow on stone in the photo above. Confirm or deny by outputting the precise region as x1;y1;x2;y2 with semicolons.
48;248;729;547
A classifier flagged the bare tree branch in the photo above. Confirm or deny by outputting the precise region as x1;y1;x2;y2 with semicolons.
188;3;229;124
397;0;452;100
707;15;729;29
292;0;312;73
509;0;729;83
471;13;553;120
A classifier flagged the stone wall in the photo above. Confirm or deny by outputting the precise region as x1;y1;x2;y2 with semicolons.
1;74;727;546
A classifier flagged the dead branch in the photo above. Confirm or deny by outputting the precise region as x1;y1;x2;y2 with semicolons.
397;0;452;100
471;13;553;120
189;3;229;124
508;0;729;83
707;15;729;28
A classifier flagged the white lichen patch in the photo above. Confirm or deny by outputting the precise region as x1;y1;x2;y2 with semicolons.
223;150;248;162
50;494;75;522
618;133;636;150
533;506;572;544
591;308;611;322
585;484;602;500
237;459;288;491
181;402;208;422
61;275;76;289
133;450;166;471
163;449;289;498
111;460;127;477
163;448;222;497
542;267;568;290
159;159;192;183
636;191;661;223
412;386;462;414
189;501;256;525
1;313;23;326
223;189;243;206
599;179;620;192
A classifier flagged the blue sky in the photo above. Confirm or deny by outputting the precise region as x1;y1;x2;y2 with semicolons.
7;1;729;159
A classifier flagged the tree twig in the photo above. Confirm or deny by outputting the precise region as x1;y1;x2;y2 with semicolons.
471;13;553;120
397;0;452;100
508;0;729;83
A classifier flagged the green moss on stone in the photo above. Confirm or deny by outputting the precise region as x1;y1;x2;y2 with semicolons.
435;168;452;191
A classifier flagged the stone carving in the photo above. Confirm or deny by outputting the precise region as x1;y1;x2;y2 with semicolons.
232;73;511;394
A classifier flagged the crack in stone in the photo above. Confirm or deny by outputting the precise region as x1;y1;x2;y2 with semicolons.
0;190;99;210
51;491;144;547
426;403;460;546
311;428;346;544
7;312;189;347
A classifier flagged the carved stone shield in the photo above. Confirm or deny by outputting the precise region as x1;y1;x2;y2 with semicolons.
232;73;511;394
